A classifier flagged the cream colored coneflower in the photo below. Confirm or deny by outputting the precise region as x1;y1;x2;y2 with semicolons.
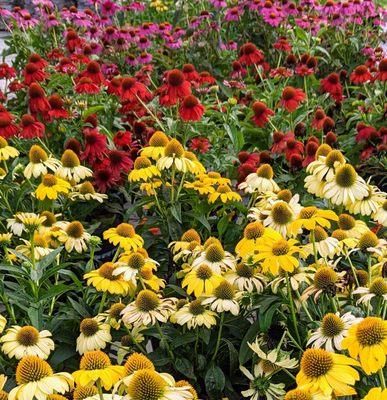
157;139;195;173
353;277;387;308
104;302;125;330
24;145;61;179
173;299;217;330
38;211;61;234
338;213;369;239
270;266;315;293
57;221;91;253
201;280;241;315
191;242;236;274
0;137;19;161
357;231;386;255
168;229;201;254
225;263;267;293
0;326;54;360
323;164;368;206
173;240;202;263
141;131;169;160
70;181;108;203
307;312;362;352
0;233;12;244
9;356;73;400
304;173;326;198
56;150;92;183
373;200;387;227
306;150;346;182
16;232;53;260
7;213;46;235
346;183;386;217
76;316;112;355
239;164;280;193
121;290;176;327
304;227;339;259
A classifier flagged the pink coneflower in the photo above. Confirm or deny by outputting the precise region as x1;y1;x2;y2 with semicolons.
101;0;121;16
225;6;243;21
280;86;306;112
56;58;77;74
93;167;119;193
263;10;284;26
137;52;153;64
269;67;293;78
209;0;227;7
19;114;45;139
179;95;205;121
251;101;274;127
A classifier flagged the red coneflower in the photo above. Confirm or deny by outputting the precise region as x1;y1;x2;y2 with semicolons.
311;108;326;130
65;137;82;155
230;61;247;79
251;101;274;127
182;64;200;82
320;73;343;102
66;29;83;52
355;123;377;143
93;167;119;193
55;57;77;74
198;71;216;85
75;77;100;94
322;116;335;134
28;83;51;115
302;141;318;167
325;131;337;146
81;129;107;163
237;162;256;183
106;149;133;174
350;65;372;84
238;42;264;66
19;114;45;139
189;137;210;154
120;77;152;103
259;151;272;164
48;95;69;119
113;130;133;149
158;69;191;106
81;61;106;86
0;106;19;138
375;59;387;81
179;95;205;121
23;63;47;85
28;53;48;69
289;153;303;169
285;138;304;161
107;77;122;97
280;86;306;112
0;63;16;79
238;151;260;166
273;37;292;52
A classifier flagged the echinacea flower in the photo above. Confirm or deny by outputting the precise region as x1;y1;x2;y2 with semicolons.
290;206;338;235
182;264;223;297
320;73;343;102
208;185;241;204
76;317;112;355
341;317;387;375
225;263;267;293
16;232;53;260
296;348;359;397
24;145;60;179
35;174;71;201
374;200;387;227
304;227;339;259
280;86;306;112
347;183;386;217
141;131;169;160
235;221;266;258
239;164;279;193
173;299;217;330
251;101;274;127
103;223;144;252
192;240;236;273
72;351;124;390
0;326;54;360
0;137;18;161
157;139;196;173
169;229;201;253
350;65;372;84
306;150;346;182
129;156;160;182
363;388;387;400
28;83;51;115
201;280;241;315
70;181;108;203
179;95;205;121
158;69;191;106
56;150;92;183
123;352;155;376
353;277;387;308
57;221;91;253
238;42;264;66
9;356;73;400
19;114;45;139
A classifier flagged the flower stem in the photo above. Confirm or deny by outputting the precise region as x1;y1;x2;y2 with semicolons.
379;368;386;389
285;272;301;345
98;291;108;314
310;229;318;264
96;379;104;400
211;312;225;362
155;321;175;362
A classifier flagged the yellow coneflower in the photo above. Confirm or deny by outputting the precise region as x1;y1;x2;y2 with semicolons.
296;348;360;397
208;184;241;204
104;302;125;330
70;181;108;203
239;164;279;194
141;131;169;160
121;290;176;327
72;350;125;390
56;150;92;183
8;213;46;234
129;156;160;182
139;265;165;291
156;139;196;173
199;171;230;186
72;385;98;400
0;137;19;161
183;151;205;175
184;181;214;195
16;232;53;260
124;352;154;375
0;375;8;400
76;317;112;355
0;325;54;360
35;174;71;201
182;264;223;297
363;388;387;400
103;223;144;252
84;262;134;295
235;221;265;258
9;356;74;400
169;229;201;253
289;206;338;235
337;213;368;239
38;211;60;234
341;317;387;375
24;145;60;179
58;221;91;253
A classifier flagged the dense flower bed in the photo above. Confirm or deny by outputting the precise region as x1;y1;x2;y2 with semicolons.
0;0;386;399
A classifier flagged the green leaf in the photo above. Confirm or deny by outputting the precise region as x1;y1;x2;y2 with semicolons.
174;358;196;380
217;214;229;237
170;204;182;223
39;284;75;301
82;105;105;119
36;247;63;271
205;365;225;393
239;319;261;364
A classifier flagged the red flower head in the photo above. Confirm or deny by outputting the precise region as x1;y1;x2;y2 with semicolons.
302;141;318;167
320;73;343;103
325;131;337;147
107;77;122;97
75;77;100;94
81;129;107;163
179;95;205;121
66;29;83;52
120;77;152;103
114;130;133;149
93;167;119;193
0;106;19;138
271;131;290;153
289;153;303;169
198;71;216;85
322;116;335;134
19;114;45;139
23;63;47;86
189;137;210;154
28;83;51;115
273;37;292;52
238;42;264;66
158;69;191;106
56;57;77;74
360;146;375;161
238;151;260;166
259;151;272;164
237;162;256;183
0;63;16;79
230;61;247;79
107;149;133;175
28;53;48;69
280;86;306;112
65;138;82;155
375;59;387;81
182;64;200;82
251;101;274;127
355;123;377;143
350;65;372;84
48;95;69;119
81;61;106;86
285;138;304;161
311;108;326;131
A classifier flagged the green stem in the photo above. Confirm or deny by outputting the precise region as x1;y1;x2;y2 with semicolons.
379;368;386;389
155;321;175;362
96;380;104;400
98;291;108;314
310;229;318;264
295;290;314;322
211;312;225;362
285;272;301;345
